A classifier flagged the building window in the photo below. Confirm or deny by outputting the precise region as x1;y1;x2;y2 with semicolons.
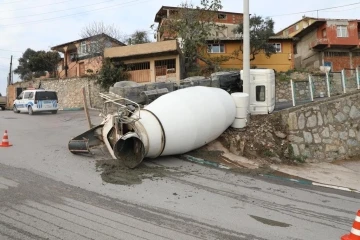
207;44;225;53
272;43;282;53
155;59;176;76
324;52;349;57
256;86;266;102
79;41;87;55
322;29;327;37
89;41;100;53
218;14;227;20
125;62;150;71
295;24;299;30
336;25;348;37
293;43;297;54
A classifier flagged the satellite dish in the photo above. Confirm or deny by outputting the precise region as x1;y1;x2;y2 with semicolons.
319;66;331;73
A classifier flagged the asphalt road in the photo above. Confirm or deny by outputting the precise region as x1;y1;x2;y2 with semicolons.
0;110;359;240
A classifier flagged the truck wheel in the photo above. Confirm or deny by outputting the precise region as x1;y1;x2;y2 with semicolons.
13;105;20;113
0;106;5;111
28;106;33;115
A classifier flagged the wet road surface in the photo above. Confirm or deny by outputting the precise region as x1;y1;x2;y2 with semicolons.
0;110;359;240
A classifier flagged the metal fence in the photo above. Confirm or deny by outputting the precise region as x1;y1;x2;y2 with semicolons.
342;68;359;93
290;67;360;106
290;79;312;106
327;71;343;96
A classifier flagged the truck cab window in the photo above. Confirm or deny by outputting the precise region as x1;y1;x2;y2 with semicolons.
24;92;31;99
17;92;24;100
256;86;266;102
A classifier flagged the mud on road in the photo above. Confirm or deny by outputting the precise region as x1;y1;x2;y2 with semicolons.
96;159;187;185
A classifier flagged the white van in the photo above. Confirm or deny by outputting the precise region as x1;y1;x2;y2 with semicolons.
13;89;58;115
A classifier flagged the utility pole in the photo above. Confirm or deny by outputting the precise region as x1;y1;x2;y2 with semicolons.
8;55;12;86
243;0;250;99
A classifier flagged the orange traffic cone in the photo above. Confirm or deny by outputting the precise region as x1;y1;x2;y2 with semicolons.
342;210;360;240
0;130;12;147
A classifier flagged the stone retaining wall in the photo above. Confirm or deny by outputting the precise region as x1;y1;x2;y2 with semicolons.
9;78;105;110
221;91;360;163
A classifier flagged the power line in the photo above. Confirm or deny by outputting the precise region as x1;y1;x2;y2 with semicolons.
0;48;23;53
0;0;147;27
0;0;119;20
0;0;73;12
269;2;360;17
323;6;360;13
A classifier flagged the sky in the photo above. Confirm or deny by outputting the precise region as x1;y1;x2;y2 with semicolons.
1;0;360;95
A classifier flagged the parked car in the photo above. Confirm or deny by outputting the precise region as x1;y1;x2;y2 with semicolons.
13;89;59;115
0;93;6;110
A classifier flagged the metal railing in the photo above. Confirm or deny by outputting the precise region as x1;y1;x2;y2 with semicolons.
99;92;141;124
290;68;360;106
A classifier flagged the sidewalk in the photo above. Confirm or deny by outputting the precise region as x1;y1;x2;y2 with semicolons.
187;140;360;193
270;161;360;192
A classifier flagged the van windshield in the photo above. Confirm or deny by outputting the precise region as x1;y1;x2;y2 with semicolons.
35;91;57;100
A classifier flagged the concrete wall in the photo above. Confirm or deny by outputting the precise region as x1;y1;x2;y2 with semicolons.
7;78;105;110
221;91;360;163
294;28;320;70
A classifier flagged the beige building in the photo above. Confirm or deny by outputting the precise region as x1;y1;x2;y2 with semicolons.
51;33;125;78
104;40;183;83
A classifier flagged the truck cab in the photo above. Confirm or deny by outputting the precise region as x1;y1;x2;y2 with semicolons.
0;93;6;110
240;69;276;115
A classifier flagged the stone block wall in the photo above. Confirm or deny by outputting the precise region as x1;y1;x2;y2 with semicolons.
286;92;360;162
9;78;106;110
221;91;360;163
275;73;328;103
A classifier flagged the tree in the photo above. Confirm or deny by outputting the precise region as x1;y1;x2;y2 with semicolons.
127;30;151;45
80;21;125;59
155;0;229;75
233;15;276;61
96;58;130;90
14;48;60;80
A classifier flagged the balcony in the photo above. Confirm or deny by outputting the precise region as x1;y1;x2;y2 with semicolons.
310;38;329;50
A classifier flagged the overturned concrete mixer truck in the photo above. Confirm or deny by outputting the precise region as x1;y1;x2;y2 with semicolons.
68;69;276;168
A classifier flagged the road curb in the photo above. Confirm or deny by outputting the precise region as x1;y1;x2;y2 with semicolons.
182;154;360;193
261;173;360;193
59;107;84;111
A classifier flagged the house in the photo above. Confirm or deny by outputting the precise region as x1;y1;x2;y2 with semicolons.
276;16;318;37
51;33;126;78
153;6;294;72
154;6;243;41
104;40;184;83
203;36;294;72
290;18;360;71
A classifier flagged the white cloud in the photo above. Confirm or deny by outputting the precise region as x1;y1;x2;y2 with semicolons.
0;0;359;95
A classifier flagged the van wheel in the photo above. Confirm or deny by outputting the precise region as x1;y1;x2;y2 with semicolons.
51;110;58;114
28;106;33;115
13;105;20;113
